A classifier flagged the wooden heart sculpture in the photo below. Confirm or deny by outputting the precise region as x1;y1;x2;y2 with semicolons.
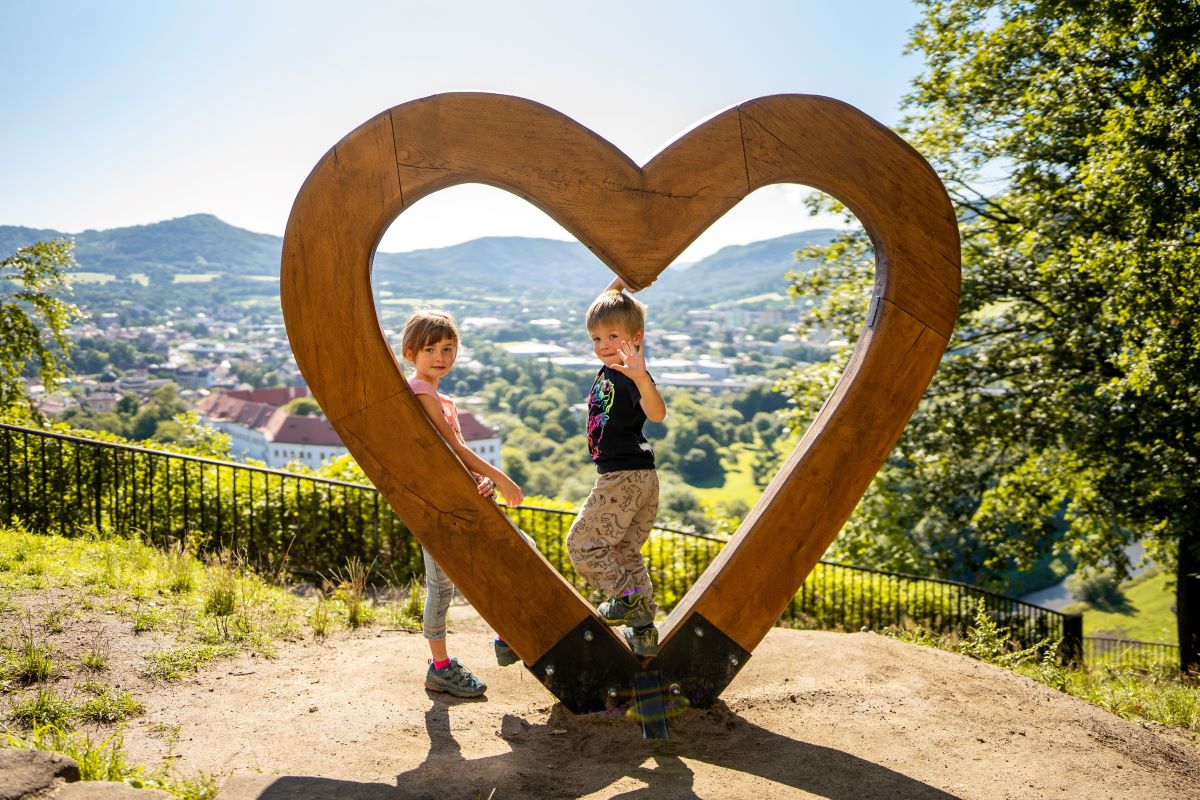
280;93;959;713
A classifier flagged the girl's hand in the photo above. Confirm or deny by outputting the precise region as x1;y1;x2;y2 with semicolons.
495;475;524;508
476;475;495;499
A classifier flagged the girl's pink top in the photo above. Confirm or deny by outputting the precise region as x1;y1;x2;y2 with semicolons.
408;379;465;446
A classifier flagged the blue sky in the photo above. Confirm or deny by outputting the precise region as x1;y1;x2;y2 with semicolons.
2;1;924;260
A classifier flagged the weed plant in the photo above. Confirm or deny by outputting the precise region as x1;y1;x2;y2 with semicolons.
308;594;333;639
77;652;109;672
77;629;111;672
388;577;425;630
9;687;75;727
332;556;375;628
163;542;197;594
77;687;145;724
11;619;55;683
41;607;70;634
133;607;166;634
203;566;237;619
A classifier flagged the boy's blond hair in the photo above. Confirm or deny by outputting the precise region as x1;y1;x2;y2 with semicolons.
401;309;459;360
586;290;646;335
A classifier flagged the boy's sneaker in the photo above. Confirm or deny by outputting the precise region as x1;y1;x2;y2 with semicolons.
494;639;519;667
598;592;654;628
624;624;659;658
425;658;486;698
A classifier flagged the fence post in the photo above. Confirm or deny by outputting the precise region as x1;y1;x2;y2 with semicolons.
1061;612;1083;665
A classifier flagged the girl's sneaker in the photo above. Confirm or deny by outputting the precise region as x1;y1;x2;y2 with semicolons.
425;658;487;698
494;638;519;666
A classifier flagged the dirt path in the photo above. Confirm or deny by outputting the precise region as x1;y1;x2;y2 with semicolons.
111;604;1199;800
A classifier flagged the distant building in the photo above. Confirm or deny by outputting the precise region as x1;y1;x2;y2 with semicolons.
196;387;503;470
83;391;120;413
34;390;76;417
458;412;502;470
504;342;567;359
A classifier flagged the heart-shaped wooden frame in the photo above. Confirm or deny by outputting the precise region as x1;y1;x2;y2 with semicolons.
281;93;959;712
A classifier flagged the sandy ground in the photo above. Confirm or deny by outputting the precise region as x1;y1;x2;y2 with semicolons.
94;603;1200;800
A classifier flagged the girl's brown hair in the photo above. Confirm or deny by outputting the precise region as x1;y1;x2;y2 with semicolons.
401;309;459;361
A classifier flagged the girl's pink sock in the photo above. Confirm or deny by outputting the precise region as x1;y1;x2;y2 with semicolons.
432;657;451;670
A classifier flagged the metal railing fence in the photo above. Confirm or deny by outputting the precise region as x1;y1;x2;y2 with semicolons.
2;422;1179;668
1084;636;1181;670
1;422;421;582
784;559;1077;652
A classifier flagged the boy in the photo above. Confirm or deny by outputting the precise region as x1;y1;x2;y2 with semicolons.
567;279;667;657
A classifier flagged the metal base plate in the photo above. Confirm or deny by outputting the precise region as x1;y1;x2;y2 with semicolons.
528;616;640;713
653;611;751;708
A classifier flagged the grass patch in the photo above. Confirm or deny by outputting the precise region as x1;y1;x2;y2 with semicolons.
6;722;220;799
692;443;761;510
9;687;75;728
133;606;167;634
145;644;237;680
77;687;145;724
1064;567;1177;644
41;607;71;634
78;647;109;671
0;525;306;657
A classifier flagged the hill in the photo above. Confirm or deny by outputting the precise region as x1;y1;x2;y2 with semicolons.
1;215;837;305
645;229;840;305
0;214;281;280
372;235;610;297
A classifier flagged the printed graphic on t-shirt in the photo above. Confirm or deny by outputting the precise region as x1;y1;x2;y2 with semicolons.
587;373;615;461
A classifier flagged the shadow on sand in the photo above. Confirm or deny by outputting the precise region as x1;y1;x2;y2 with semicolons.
229;697;960;799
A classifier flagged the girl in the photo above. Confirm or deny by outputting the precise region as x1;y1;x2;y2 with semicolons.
401;309;524;698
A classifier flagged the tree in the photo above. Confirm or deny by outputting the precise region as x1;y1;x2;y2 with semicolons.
1;239;82;415
132;384;187;440
784;1;1200;669
283;397;323;417
116;393;140;417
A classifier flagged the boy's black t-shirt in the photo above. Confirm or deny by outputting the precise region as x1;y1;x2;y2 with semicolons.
586;365;655;474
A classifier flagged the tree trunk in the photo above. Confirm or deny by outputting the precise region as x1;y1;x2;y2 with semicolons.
1177;525;1200;673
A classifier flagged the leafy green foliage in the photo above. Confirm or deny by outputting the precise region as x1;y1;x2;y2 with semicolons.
0;239;83;414
783;1;1200;666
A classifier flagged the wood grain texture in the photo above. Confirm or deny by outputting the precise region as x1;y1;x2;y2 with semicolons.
280;93;960;674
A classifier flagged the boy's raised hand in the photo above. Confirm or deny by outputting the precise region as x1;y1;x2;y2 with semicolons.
610;340;649;382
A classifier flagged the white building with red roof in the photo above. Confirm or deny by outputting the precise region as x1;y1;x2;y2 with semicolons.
196;388;502;471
